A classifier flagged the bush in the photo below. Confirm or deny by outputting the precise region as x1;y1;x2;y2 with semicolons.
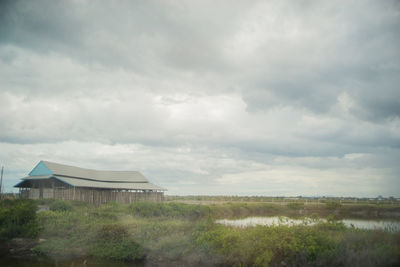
88;202;124;220
196;223;338;266
49;200;73;212
129;202;210;219
90;224;144;261
0;199;39;239
325;201;342;210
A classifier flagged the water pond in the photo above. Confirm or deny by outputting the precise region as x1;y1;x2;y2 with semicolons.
216;216;400;232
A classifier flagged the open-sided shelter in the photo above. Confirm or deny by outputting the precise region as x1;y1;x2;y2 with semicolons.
14;161;166;204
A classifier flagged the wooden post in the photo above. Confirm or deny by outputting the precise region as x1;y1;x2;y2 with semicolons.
39;182;43;199
0;166;3;199
52;180;55;199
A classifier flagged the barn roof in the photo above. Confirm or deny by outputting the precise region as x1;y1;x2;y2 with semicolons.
14;161;166;191
36;161;149;183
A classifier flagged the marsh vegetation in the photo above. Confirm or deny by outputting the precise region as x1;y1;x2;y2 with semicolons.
1;198;399;266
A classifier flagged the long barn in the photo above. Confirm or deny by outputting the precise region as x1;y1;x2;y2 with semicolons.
14;161;166;204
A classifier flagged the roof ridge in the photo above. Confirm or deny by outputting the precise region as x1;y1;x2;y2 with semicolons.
53;175;150;183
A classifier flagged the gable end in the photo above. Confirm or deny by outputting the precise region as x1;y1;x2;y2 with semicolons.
28;161;53;176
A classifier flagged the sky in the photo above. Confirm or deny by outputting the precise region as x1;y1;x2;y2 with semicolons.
0;0;399;197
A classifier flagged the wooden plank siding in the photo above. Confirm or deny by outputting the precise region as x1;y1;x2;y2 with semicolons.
19;178;164;204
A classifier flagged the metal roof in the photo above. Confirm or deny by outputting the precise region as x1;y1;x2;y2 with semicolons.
54;176;166;190
42;161;149;183
15;161;167;191
15;176;166;191
21;175;52;180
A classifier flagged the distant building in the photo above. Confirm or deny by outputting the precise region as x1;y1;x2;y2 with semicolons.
14;161;166;204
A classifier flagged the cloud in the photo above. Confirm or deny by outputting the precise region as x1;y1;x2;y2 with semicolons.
0;0;250;73
224;0;400;121
0;0;399;196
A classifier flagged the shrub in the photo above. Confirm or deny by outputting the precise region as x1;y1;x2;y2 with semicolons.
129;202;210;219
88;202;124;220
0;199;39;239
49;200;73;212
34;199;55;205
90;224;144;261
325;201;342;210
196;223;338;266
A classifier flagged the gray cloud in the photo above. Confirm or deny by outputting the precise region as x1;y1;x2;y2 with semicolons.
0;0;249;74
232;0;400;120
0;0;399;196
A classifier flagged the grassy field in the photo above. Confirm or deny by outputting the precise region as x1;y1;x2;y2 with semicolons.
1;198;399;266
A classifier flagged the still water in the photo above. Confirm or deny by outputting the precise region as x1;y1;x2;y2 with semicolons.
216;216;400;232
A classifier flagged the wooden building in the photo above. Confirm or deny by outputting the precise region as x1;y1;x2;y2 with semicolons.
14;161;166;204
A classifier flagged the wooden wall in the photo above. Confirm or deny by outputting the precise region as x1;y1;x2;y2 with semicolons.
19;180;164;204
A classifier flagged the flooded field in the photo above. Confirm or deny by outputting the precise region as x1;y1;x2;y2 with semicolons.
217;216;400;232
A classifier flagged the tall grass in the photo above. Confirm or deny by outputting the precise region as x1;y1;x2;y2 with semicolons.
0;199;39;240
49;199;73;212
129;201;210;219
195;220;400;266
2;199;399;265
89;224;143;261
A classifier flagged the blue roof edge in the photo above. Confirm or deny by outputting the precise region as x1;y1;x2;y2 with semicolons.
28;161;53;176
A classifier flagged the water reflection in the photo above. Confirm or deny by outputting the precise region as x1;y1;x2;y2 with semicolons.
216;216;400;232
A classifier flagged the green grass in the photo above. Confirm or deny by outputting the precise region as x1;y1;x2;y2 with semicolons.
129;201;210;219
0;199;39;240
49;200;73;212
89;224;143;261
1;199;399;265
195;220;399;266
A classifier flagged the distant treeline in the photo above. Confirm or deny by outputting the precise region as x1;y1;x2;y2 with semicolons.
165;195;400;204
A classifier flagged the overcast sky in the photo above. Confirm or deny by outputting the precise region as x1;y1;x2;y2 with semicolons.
1;0;399;197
